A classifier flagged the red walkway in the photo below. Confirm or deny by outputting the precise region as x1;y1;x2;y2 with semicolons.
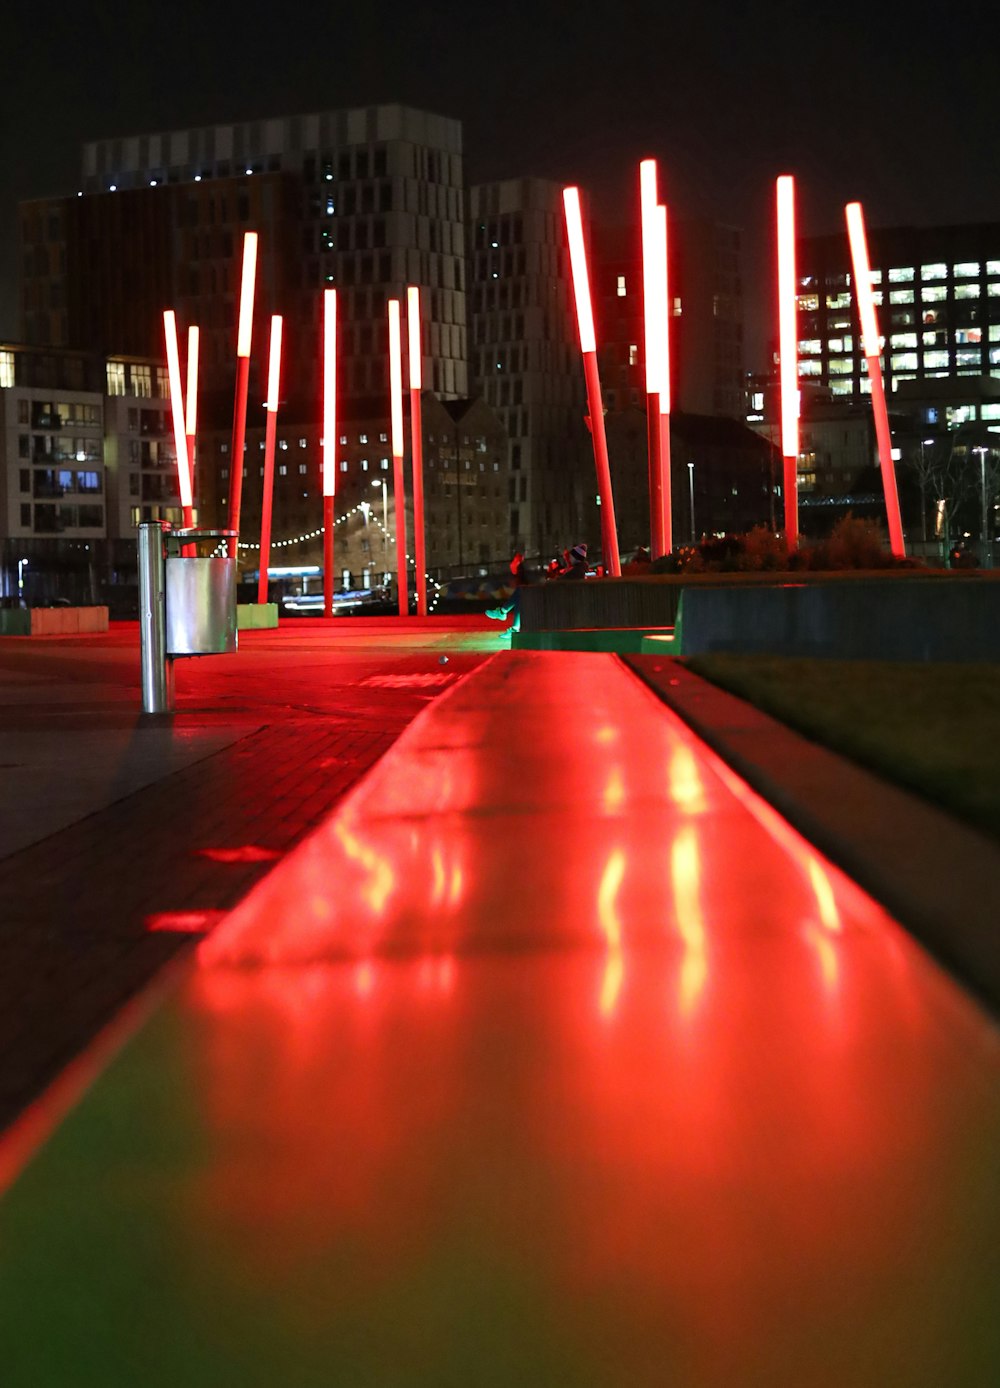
0;651;997;1386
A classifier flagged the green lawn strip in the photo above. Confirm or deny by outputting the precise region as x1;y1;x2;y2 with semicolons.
686;655;1000;842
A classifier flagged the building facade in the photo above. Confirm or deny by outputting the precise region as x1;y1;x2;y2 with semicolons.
797;223;1000;403
21;105;470;432
466;178;590;559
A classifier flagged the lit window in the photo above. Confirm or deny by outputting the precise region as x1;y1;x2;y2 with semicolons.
956;349;982;367
922;286;947;303
828;359;854;376
379;432;388;443
890;333;918;348
796;294;819;311
888;267;914;282
130;364;152;397
953;262;980;278
0;350;14;388
628;344;639;367
340;459;348;472
359;433;368;443
106;361;126;395
954;284;980;300
888;290;914;305
380;458;389;470
921;263;946;280
617;275;626;297
279;439;288;450
988;283;1000;297
826;292;851;309
830;380;853;395
299;437;307;447
299;463;307;474
278;464;287;475
361;459;369;471
890;353;918;371
923;351;949;369
826;337;853;353
798;360;822;377
798;339;822;355
956;327;982;344
339;434;348;445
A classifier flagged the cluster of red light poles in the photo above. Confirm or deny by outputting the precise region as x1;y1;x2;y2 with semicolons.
161;170;907;602
562;167;906;560
164;231;432;617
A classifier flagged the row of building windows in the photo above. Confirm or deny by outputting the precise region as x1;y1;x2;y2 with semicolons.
798;283;1000;312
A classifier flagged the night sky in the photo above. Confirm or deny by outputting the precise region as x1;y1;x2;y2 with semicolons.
3;0;998;363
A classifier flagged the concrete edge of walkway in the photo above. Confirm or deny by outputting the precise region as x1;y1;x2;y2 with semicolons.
622;654;1000;1017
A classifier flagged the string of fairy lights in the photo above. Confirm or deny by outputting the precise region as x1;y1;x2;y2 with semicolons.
215;497;447;608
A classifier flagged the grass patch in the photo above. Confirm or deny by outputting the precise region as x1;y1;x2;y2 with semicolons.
686;655;1000;841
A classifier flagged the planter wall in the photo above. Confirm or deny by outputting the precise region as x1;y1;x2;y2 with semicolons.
678;579;1000;660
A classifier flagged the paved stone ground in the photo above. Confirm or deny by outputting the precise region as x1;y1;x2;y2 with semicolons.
0;622;493;1132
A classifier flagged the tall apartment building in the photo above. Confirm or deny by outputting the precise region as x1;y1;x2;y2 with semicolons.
797;223;1000;404
20;105;469;434
466;178;590;558
0;341;182;602
594;218;745;419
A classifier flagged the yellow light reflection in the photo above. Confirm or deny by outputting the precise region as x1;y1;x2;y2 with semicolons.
603;765;626;813
333;815;395;917
668;744;708;816
807;857;842;933
671;827;707;1015
597;849;626;1017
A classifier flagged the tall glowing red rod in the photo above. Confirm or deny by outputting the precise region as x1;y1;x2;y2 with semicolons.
227;231;258;555
845;201;905;557
407;287;427;616
388;298;408;615
562;186;621;576
656;203;673;555
162;310;194;529
185;325;199;523
640;160;671;557
258;316;282;607
322;289;337;617
776;175;799;550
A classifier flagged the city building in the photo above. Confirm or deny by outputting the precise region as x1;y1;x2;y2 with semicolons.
203;393;509;597
0;340;181;604
20;105;470;433
605;406;776;548
797;222;1000;402
466;178;590;558
595;218;745;419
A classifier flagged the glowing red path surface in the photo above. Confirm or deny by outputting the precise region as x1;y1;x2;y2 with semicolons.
0;652;997;1385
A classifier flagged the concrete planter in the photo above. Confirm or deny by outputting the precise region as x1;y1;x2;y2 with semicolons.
236;602;279;630
0;607;109;637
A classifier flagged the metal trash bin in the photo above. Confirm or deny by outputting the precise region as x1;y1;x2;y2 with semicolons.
138;522;238;713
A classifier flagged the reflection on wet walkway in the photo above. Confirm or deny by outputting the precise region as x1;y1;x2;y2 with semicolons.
1;652;998;1387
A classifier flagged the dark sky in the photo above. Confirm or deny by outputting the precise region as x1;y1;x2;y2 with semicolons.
3;0;998;364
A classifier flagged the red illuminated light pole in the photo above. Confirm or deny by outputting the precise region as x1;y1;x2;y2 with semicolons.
162;310;194;530
776;175;799;550
562;186;621;576
656;203;672;555
407;287;427;616
258;315;282;607
323;289;337;617
185;325;199;514
845;201;905;557
388;299;409;616
227;231;258;553
640;162;672;557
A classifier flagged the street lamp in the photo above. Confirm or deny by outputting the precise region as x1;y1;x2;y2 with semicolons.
372;477;387;530
973;445;991;568
687;461;696;544
918;437;935;544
